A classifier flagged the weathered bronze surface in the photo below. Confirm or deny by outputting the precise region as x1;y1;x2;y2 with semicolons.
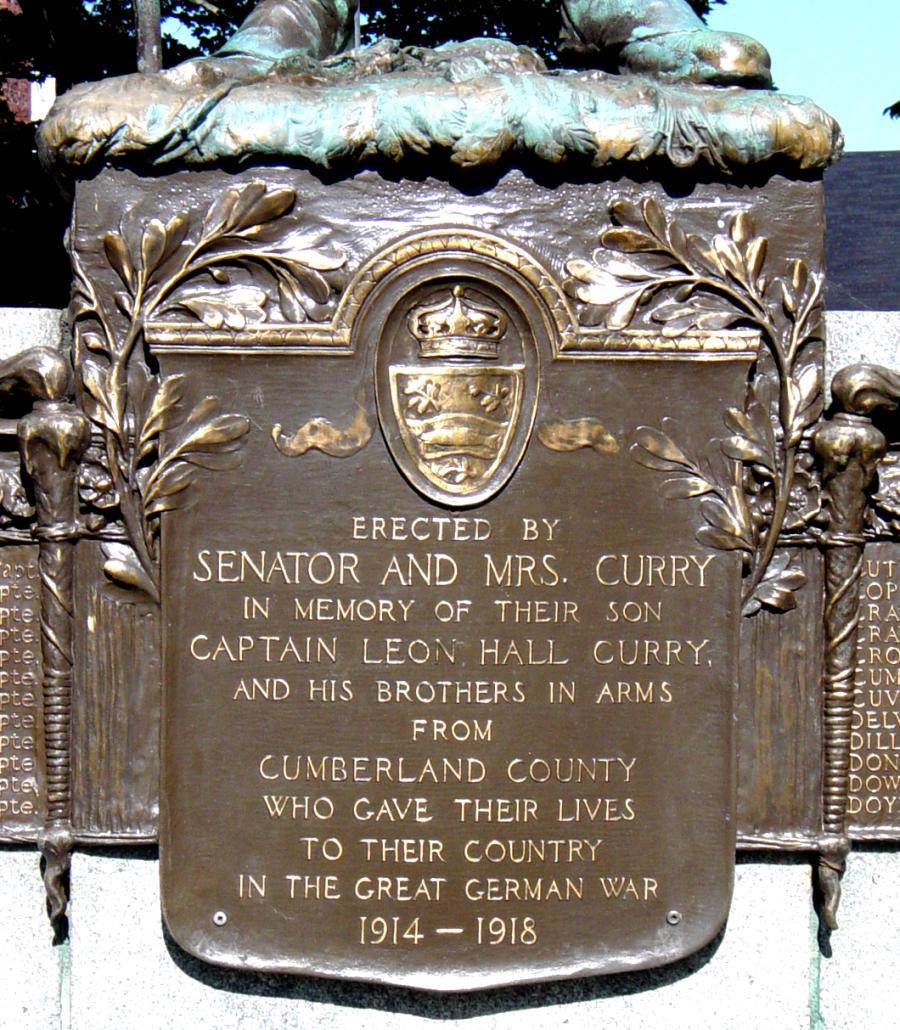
0;347;90;935
560;0;772;85
27;152;859;950
141;172;751;987
37;0;841;177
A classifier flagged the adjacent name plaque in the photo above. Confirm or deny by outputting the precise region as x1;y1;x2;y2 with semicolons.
159;248;747;989
850;542;900;835
0;544;42;838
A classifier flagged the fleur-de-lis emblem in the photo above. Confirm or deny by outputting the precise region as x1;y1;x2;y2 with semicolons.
405;378;443;415
469;381;510;414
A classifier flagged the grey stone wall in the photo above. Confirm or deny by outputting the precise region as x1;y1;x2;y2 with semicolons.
0;851;896;1029
0;308;897;1029
0;308;65;361
825;312;900;392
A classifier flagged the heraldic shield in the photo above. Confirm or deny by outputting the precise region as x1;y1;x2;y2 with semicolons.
389;364;523;496
375;279;539;506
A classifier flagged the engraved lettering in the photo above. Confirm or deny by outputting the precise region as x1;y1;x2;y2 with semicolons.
850;547;900;826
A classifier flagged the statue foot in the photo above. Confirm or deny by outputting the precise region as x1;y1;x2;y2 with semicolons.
561;0;773;87
164;55;273;88
620;28;771;87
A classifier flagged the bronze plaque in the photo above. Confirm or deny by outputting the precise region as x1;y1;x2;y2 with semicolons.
0;544;43;838
157;228;751;989
61;162;837;859
850;542;900;836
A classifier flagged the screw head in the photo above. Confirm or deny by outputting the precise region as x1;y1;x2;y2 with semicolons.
212;911;228;926
666;910;683;926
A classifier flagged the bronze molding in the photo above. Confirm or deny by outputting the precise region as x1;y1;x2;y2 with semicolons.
537;417;619;454
0;347;90;938
145;223;760;360
570;198;823;619
813;362;898;929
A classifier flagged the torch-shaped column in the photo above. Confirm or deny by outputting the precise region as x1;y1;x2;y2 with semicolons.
0;347;89;938
814;363;899;929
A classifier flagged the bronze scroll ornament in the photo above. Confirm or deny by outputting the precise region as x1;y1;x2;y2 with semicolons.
0;348;90;937
71;181;323;600
577;199;823;616
814;363;899;928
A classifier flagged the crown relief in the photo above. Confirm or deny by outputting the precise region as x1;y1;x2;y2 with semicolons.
408;285;508;360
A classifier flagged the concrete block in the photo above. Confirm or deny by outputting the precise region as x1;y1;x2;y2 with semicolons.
0;308;64;361
825;311;900;391
818;849;900;1030
478;859;815;1030
69;851;301;1030
68;854;815;1030
0;847;63;1030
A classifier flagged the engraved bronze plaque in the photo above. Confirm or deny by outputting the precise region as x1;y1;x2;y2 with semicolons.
850;542;900;836
59;162;843;861
157;212;751;988
0;544;43;838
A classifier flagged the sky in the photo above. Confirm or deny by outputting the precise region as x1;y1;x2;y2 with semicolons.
707;0;899;152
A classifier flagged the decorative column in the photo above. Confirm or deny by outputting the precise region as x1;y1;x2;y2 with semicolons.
0;347;89;938
814;362;899;929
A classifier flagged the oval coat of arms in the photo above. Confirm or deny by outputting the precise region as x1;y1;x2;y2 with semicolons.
375;280;539;507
